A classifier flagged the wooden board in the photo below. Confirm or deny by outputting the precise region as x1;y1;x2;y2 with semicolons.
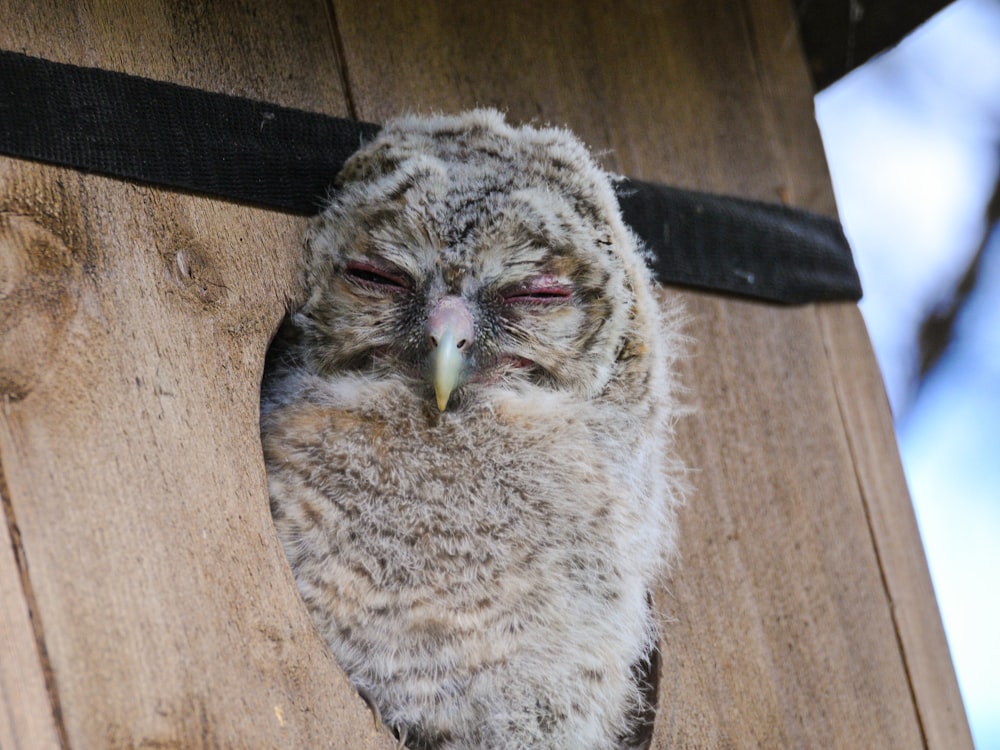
0;0;970;747
0;1;393;747
0;477;62;750
818;303;975;748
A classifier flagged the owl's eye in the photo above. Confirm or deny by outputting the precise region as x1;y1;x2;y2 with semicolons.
501;275;572;304
344;261;411;292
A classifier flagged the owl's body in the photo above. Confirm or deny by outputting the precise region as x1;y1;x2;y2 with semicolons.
262;110;682;749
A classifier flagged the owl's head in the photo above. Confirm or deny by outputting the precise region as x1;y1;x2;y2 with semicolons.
296;109;656;411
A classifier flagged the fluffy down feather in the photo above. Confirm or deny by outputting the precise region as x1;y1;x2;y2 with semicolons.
261;109;684;749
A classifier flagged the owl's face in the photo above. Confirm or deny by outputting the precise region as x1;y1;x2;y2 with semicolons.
296;110;645;410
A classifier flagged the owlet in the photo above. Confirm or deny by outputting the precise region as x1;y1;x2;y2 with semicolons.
261;109;683;749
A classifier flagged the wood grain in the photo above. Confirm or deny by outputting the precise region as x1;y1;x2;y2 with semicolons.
730;7;972;743
818;303;975;748
0;1;393;747
331;0;971;746
1;469;62;750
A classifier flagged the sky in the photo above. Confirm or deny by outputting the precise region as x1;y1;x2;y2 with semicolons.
815;0;1000;746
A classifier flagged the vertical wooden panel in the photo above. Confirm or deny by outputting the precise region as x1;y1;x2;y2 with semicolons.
0;477;62;750
818;304;974;748
0;2;393;747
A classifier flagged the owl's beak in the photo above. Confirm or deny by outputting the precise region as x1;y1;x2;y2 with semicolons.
432;329;464;411
427;296;475;411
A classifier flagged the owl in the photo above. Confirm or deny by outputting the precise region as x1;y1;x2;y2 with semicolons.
260;109;683;749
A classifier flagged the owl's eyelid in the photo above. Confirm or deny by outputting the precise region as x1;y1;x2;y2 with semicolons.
501;274;573;303
344;259;413;291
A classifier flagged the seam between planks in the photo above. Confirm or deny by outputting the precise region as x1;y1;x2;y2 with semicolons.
0;407;70;750
324;0;361;121
811;304;930;749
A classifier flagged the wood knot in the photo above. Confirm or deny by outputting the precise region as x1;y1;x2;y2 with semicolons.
163;231;229;306
0;211;79;400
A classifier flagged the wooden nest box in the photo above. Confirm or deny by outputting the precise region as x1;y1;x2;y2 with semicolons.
0;1;971;748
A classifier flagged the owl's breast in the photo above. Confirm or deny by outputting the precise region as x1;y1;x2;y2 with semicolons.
264;375;651;600
263;373;663;747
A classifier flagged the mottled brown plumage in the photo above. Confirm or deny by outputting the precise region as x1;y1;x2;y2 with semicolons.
261;110;684;749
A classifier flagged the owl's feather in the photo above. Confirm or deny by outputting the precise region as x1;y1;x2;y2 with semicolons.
261;109;684;749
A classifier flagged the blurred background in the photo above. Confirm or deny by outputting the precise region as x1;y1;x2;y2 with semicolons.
810;0;1000;746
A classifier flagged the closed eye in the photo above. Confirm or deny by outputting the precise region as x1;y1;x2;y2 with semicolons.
344;261;411;292
501;275;573;304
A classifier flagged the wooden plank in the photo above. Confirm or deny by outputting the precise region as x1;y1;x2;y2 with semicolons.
818;304;976;749
735;1;971;742
0;471;62;750
332;0;970;746
652;295;924;748
732;6;972;745
0;2;393;747
731;5;972;745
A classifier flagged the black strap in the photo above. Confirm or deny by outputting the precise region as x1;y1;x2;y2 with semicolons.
0;49;378;213
615;180;860;303
0;49;860;303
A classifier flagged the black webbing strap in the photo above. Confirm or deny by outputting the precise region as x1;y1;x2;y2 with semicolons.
0;49;861;303
615;180;861;302
0;49;379;214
